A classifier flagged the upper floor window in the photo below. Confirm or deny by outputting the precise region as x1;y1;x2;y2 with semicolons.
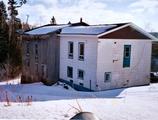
26;42;30;55
67;66;73;78
26;59;30;67
104;72;111;82
78;69;84;80
123;45;131;68
41;64;47;78
35;63;38;74
35;44;38;55
68;42;73;59
78;42;84;61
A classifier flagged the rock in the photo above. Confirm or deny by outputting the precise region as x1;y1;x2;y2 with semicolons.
70;112;100;120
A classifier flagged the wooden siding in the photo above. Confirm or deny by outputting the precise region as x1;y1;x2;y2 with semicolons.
99;26;151;39
21;33;60;83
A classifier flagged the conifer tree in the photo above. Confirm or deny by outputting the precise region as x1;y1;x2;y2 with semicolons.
7;0;26;77
0;1;9;68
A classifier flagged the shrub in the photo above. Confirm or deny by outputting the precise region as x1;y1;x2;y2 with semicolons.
41;78;56;86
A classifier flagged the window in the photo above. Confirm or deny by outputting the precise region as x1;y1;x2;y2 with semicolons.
68;42;73;59
79;83;84;86
26;59;30;67
70;80;73;83
35;44;38;55
35;63;38;73
104;72;111;82
78;42;84;60
78;69;84;80
26;42;30;55
41;64;47;78
123;45;131;67
67;66;73;78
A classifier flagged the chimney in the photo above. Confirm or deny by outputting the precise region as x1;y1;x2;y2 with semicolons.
80;17;83;23
68;21;71;24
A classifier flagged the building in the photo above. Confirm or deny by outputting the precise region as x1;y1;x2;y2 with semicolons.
59;23;157;91
150;32;158;72
21;24;68;84
21;20;89;84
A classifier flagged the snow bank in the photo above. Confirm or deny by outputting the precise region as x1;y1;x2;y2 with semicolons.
0;80;158;120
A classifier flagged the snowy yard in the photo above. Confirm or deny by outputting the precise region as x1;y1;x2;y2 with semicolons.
0;78;158;120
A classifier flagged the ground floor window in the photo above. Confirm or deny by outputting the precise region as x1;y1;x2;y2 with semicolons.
78;69;84;80
104;72;112;82
67;66;73;78
79;83;84;86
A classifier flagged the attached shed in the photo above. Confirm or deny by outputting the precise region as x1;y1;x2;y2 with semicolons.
21;24;68;84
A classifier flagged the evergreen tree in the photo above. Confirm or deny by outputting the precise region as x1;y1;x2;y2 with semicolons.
0;1;9;68
0;26;9;68
7;0;26;77
50;16;56;25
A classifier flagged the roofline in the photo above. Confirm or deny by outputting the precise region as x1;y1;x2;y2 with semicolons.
98;22;158;40
97;23;130;37
130;23;158;41
58;34;97;38
98;38;154;41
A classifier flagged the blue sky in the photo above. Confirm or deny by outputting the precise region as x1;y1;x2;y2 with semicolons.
3;0;158;31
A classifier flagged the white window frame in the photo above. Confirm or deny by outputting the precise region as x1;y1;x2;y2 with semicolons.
78;42;84;61
67;66;73;78
78;69;85;80
104;72;112;82
68;41;73;59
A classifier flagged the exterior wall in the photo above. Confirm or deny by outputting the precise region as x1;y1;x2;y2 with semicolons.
151;42;158;72
96;39;152;91
60;36;98;91
22;33;60;83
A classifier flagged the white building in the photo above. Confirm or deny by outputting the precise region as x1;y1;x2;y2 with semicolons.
59;23;157;91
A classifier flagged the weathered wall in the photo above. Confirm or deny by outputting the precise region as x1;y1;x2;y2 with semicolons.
22;33;60;83
96;39;152;90
60;36;98;90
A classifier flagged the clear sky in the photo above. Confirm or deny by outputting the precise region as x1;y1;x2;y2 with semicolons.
3;0;158;32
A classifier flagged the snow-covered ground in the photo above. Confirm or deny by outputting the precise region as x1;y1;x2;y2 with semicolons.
0;78;158;120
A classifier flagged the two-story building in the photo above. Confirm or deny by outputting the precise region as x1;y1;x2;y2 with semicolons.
59;23;157;91
21;21;157;91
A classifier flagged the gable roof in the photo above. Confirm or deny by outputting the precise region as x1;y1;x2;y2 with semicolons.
60;22;157;40
61;23;127;35
24;24;69;35
150;32;158;38
23;21;89;36
98;23;157;40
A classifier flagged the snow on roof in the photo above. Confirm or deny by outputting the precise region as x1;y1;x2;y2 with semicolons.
61;25;117;35
25;25;69;35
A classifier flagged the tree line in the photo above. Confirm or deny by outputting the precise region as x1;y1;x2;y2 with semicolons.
0;0;26;79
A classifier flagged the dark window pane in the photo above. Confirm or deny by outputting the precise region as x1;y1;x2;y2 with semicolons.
79;43;84;60
67;66;73;78
68;42;73;59
79;83;84;86
104;72;111;82
78;69;84;80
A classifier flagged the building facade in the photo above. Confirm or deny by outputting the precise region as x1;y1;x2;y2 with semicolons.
21;25;63;84
59;23;156;91
21;22;157;91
